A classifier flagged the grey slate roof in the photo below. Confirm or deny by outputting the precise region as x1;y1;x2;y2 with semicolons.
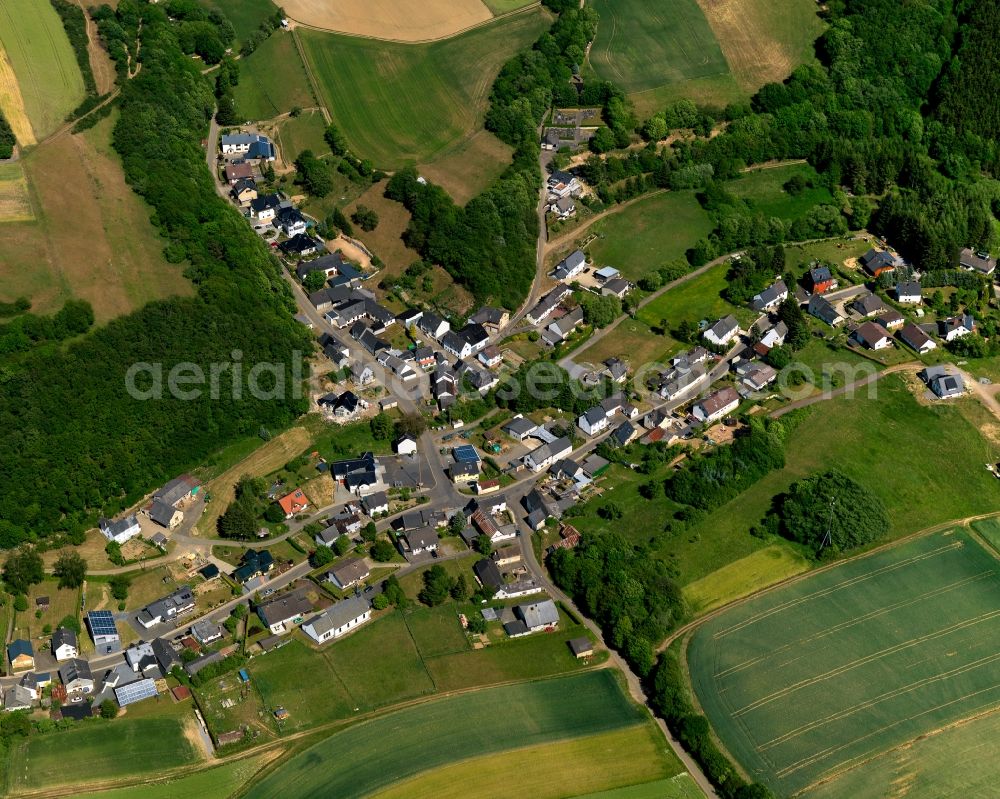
304;595;370;638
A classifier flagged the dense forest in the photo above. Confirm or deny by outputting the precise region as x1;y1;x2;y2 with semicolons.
0;110;14;158
0;1;309;546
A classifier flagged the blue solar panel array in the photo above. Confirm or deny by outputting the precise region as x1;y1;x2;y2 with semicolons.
87;610;118;637
452;444;481;463
115;678;158;707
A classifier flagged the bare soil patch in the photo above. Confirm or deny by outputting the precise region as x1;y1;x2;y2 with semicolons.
283;0;493;42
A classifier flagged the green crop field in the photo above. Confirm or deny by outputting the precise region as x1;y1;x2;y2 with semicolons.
74;757;264;799
575;775;703;799
234;32;317;119
805;703;1000;798
197;0;278;47
589;0;730;97
689;529;1000;795
367;726;682;799
583;191;714;283
0;0;85;139
245;671;646;799
726;164;833;221
972;518;1000;553
297;10;550;170
482;0;539;15
9;717;199;791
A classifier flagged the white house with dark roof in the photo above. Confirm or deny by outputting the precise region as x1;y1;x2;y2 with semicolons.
899;323;936;354
551;250;587;282
524;437;572;472
751;280;788;312
959;247;996;276
895;281;922;304
692;387;740;424
98;514;141;545
302;595;371;645
703;315;740;346
920;365;965;399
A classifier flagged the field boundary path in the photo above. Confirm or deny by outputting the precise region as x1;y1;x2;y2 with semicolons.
290;29;330;124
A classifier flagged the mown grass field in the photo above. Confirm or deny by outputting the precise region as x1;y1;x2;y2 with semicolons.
636;259;758;330
297;10;550;169
0;0;84;139
245;671;647;799
805;703;1000;799
583;191;714;282
274;109;328;163
416;129;513;205
575;775;703;799
688;529;1000;795
727;163;833;221
234;33;317;120
367;725;681;799
9;717;199;792
0;111;191;320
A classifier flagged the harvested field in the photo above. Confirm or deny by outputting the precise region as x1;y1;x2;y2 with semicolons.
284;0;493;42
196;426;311;536
298;9;551;168
0;44;35;145
0;161;33;221
417;129;513;205
0;0;85;139
0;111;191;319
343;180;420;276
689;529;1000;796
698;0;824;92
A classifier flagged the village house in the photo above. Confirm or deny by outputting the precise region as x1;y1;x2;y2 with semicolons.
876;309;904;330
852;321;893;350
551;250;587;282
326;557;371;590
98;514;141;545
278;233;323;258
417;312;450;341
302;595;372;645
472;559;543;600
470;306;509;333
147;474;199;530
504;599;560;637
958;247;996;276
230;177;257;206
524;437;573;473
526;285;573;325
59;659;94;694
7;640;33;673
86;610;120;654
52;628;78;662
920;365;965;399
899;323;936;354
232;549;274;585
275;206;308;238
807;265;837;294
751;280;788;313
220;132;276;160
478;344;503;369
546;170;581;199
249;194;283;222
601;278;633;299
851;292;886;317
808;294;845;327
137;586;195;629
703;315;740;347
550;195;576;219
399;527;440;556
363;491;389;516
224;161;254;185
692;387;741;424
938;314;975;342
895;280;922;304
741;363;778;393
860;248;897;278
277;488;309;519
257;592;314;635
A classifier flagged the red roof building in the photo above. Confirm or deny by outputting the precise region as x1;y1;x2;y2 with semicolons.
277;489;309;518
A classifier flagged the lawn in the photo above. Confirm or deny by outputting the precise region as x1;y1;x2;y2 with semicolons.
575;318;679;373
0;111;191;320
583;191;714;283
122;566;186;615
234;33;317;120
403;605;471;658
321;612;436;711
274;109;328;163
0;0;85;139
367;725;681;799
726;163;833;221
636;260;757;331
196;0;278;47
688;528;1000;795
9;716;199;792
783;236;872;271
74;757;266;799
12;579;80;641
297;10;551;169
245;670;646;799
805;702;1000;799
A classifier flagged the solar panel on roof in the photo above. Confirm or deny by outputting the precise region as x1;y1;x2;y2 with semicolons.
452;445;481;463
87;611;118;636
